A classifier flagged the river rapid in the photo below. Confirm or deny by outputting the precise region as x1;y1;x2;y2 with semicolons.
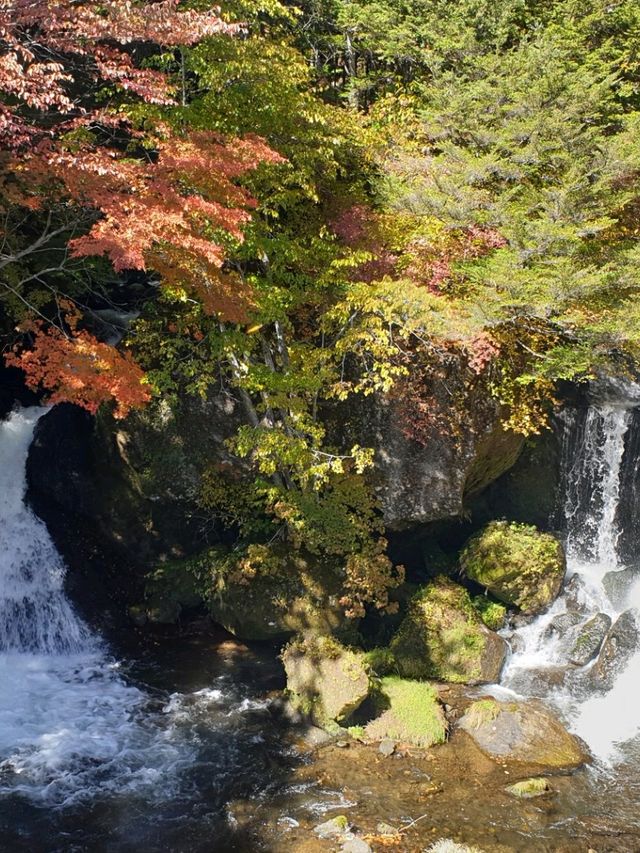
3;392;640;852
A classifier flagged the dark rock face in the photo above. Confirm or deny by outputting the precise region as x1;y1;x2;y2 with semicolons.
0;366;40;420
591;610;639;690
28;395;245;561
26;395;246;621
328;369;524;530
467;420;562;530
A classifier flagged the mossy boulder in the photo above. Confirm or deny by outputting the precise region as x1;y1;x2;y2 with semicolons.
283;636;372;726
365;677;447;747
390;577;507;684
459;698;589;770
203;547;348;640
461;521;565;615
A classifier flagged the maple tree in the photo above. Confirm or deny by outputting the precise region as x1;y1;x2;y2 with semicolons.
1;0;283;416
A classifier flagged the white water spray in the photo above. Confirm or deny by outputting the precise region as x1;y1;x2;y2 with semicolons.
501;393;640;762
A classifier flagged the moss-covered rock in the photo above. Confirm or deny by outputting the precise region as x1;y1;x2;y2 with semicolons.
365;677;447;747
461;521;565;615
459;698;589;770
283;636;372;726
201;547;348;641
471;595;507;631
505;777;551;798
390;577;507;684
149;543;350;637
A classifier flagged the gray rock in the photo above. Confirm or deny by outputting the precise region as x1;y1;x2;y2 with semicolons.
591;610;639;690
459;698;590;770
378;738;396;757
314;816;350;839
544;610;583;640
603;567;640;610
567;613;612;667
565;574;589;613
283;636;371;727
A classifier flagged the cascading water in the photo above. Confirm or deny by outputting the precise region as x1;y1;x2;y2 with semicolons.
500;384;640;763
0;406;190;805
0;406;286;850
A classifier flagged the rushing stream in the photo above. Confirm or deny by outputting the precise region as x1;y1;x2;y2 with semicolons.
4;391;640;851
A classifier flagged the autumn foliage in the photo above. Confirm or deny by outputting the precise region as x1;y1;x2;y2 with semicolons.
0;0;237;146
6;319;151;418
1;0;285;415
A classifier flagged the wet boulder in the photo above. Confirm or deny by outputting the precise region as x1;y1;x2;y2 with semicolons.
564;574;589;613
365;677;448;748
505;665;571;698
544;610;583;640
283;636;372;727
567;613;611;667
591;610;639;690
602;566;640;610
460;521;565;615
458;698;589;770
390;577;507;684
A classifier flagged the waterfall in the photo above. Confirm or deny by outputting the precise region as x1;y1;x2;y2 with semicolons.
500;387;640;762
0;407;92;654
0;407;188;806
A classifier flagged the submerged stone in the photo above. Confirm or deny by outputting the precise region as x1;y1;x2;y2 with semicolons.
567;612;611;667
505;777;551;798
390;577;507;684
341;837;373;853
283;636;371;727
314;815;350;839
460;521;565;615
459;698;589;770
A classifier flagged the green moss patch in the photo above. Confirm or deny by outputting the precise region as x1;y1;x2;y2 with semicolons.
472;596;507;631
505;777;551;798
365;676;447;747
